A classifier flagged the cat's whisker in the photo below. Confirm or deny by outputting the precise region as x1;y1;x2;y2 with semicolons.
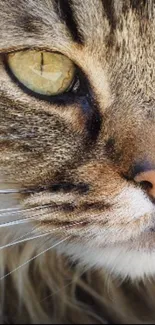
0;207;65;229
0;207;38;216
0;224;42;250
0;186;46;195
0;210;32;218
0;216;90;250
0;206;50;218
0;203;65;217
0;207;21;213
0;232;50;250
0;236;70;281
0;189;26;194
0;218;34;228
0;185;47;195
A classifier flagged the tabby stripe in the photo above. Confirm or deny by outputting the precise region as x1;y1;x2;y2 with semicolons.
129;0;154;18
101;0;117;29
54;0;84;44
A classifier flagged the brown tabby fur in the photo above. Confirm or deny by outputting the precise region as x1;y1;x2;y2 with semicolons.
0;0;155;323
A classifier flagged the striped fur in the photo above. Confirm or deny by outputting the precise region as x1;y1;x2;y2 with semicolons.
0;0;155;323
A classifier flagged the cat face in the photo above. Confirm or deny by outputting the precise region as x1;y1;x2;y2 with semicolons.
0;0;155;279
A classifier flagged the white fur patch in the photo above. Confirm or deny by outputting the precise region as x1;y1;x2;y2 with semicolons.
58;242;155;281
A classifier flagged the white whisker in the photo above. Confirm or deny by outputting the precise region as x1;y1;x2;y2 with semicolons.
0;216;87;250
0;232;50;250
0;225;42;250
0;237;70;281
0;204;92;254
0;218;34;228
0;189;24;194
0;207;39;217
0;204;56;218
0;206;21;213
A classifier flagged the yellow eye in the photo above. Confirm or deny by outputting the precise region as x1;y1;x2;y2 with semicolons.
7;50;76;96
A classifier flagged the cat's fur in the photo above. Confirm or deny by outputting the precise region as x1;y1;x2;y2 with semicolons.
0;0;155;323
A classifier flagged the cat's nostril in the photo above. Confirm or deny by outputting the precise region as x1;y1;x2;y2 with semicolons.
134;170;155;199
139;180;153;192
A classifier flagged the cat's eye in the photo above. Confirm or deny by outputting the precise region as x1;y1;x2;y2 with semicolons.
7;50;76;96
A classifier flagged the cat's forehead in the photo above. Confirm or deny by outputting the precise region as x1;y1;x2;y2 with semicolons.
0;0;154;48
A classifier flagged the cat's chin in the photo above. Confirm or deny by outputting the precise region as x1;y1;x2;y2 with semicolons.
57;233;155;281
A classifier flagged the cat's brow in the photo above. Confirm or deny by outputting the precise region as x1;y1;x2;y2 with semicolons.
101;0;117;30
17;14;43;35
53;0;84;44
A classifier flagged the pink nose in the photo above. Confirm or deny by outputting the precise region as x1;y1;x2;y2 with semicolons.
134;170;155;198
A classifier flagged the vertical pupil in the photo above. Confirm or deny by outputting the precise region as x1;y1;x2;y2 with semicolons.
41;52;44;75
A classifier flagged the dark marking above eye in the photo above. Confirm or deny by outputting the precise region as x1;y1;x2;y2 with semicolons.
17;15;42;34
101;0;117;30
124;0;154;18
53;0;84;44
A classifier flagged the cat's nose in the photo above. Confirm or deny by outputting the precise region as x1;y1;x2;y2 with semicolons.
134;168;155;199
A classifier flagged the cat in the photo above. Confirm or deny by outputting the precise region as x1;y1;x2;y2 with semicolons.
0;0;155;323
